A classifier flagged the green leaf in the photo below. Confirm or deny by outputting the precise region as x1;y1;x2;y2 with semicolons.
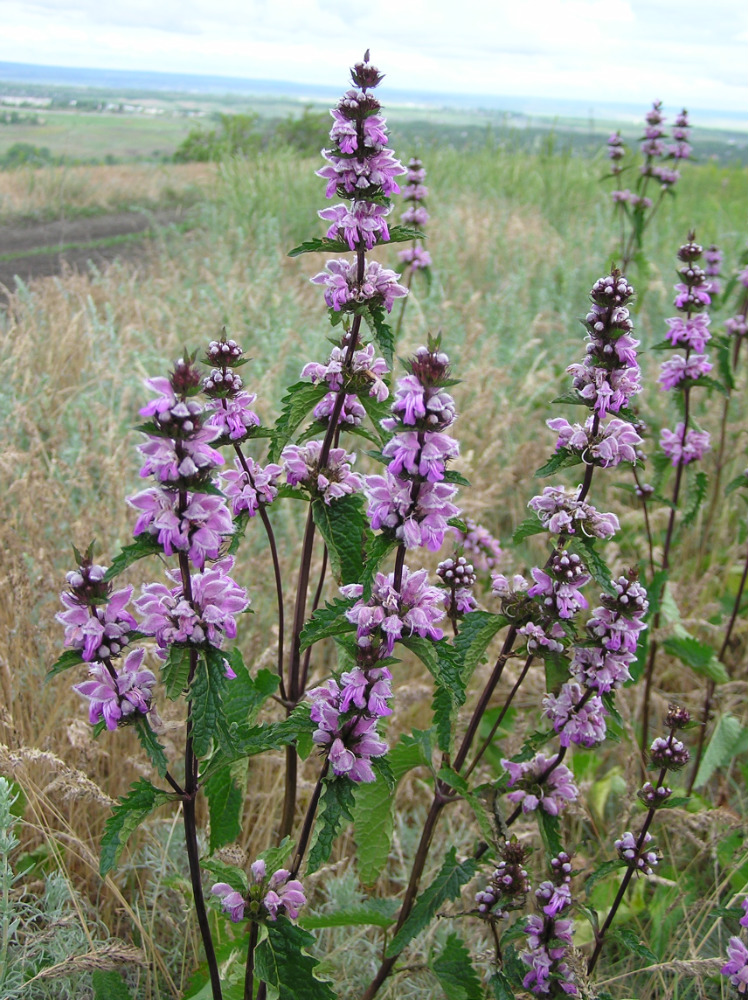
453;611;508;685
570;536;614;594
512;517;547;544
48;648;85;678
443;469;471;487
161;645;193;700
611;927;657;964
307;776;356;874
134;715;168;777
551;389;589;407
100;778;171;875
387;225;425;244
299;900;398;930
431;933;484;1000
189;648;229;758
353;734;432;884
584;858;627;897
534;448;584;478
204;765;243;851
437;767;496;846
386;846;479;957
200;857;248;894
365;303;395;370
287;236;350;258
222;652;279;730
693;713;746;789
681;470;708;528
402;637;465;752
312;494;367;585
693;375;729;396
255;917;337;1000
715;334;737;392
92;970;134;1000
258;835;296;875
269;380;329;462
299;598;357;652
359;393;392;444
104;536;164;581
662;636;728;683
361;533;397;598
201;705;315;780
536;809;562;857
726;473;748;497
489;971;516;1000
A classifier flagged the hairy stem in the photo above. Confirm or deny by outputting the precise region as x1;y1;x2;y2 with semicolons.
244;919;259;1000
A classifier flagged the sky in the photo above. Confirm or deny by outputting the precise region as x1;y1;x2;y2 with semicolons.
2;0;747;112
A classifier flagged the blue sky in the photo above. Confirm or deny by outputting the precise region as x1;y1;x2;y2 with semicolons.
2;0;747;112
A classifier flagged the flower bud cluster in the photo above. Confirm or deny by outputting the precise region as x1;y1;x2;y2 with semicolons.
398;156;432;271
365;343;460;552
615;830;659;876
566;271;641;418
475;840;531;919
451;517;502;572
211;859;306;924
502;753;578;817
650;733;690;771
704;244;723;295
520;852;577;996
607;132;625;173
659;238;712;468
200;334;262;444
437;555;477;615
527;552;590;620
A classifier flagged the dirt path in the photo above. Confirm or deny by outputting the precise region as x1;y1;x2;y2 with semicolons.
0;209;184;296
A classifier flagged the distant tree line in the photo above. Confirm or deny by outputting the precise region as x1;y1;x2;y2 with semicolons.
173;107;330;162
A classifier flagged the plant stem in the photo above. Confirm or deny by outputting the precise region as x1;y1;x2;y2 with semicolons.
290;758;330;877
244;919;259;1000
463;650;532;780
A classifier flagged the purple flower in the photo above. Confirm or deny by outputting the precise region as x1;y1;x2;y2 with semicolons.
660;424;711;465
382;429;458;482
674;281;711;310
650;734;690;770
615;830;658;876
451;517;502;572
221;457;282;517
264;870;307;921
547;415;642;468
658;353;712;390
137;426;224;485
722;937;748;994
741;899;748;929
543;682;607;748
135;557;249;649
727;316;748;338
73;648;156;730
569;644;634;694
317;146;406;198
282;440;363;503
204;391;261;442
397;245;432;269
345;566;445;654
502;753;578;816
664;314;711;351
365;473;460;552
211;883;245;922
519;621;566;655
318;201;391;251
528;486;619;540
311;258;407;314
57;585;137;662
527;553;590;620
127;488;234;569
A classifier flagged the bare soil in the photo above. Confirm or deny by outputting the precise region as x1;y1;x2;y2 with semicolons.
0;209;183;296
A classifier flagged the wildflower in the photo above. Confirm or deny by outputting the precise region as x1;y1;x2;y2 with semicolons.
211;883;246;922
658;353;713;391
543;682;607;748
282;440;363;503
437;555;477;615
221;457;282;517
569;644;635;694
650;734;690;770
660;424;711;465
664;314;711;352
502;753;578;816
475;840;531;918
528;485;619;539
527;552;590;620
128;488;234;569
547;415;642;467
311;258;407;314
57;583;137;662
615;830;658;876
722;937;748;994
345;566;445;654
73;648;156;730
451;517;503;571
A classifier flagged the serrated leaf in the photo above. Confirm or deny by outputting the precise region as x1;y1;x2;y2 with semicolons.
269;381;329;463
48;648;85;678
489;971;517;1000
92;970;134;1000
681;470;708;528
726;473;748;497
223;651;279;730
535;448;584;478
258;835;296;874
161;645;193;700
611;927;657;964
662;635;728;683
453;611;508;685
365;303;395;370
200;857;248;894
387;225;425;244
584;858;627;897
715;335;737;392
402;637;465;752
361;533;397;598
299;598;357;652
255;917;337;1000
570;536;614;594
359;392;392;444
300;900;398;930
431;933;484;1000
134;715;168;777
448;516;467;533
536;809;562;857
353;735;432;884
104;536;164;582
694;375;729;395
189;648;229;758
311;494;367;585
443;469;471;487
551;390;589;407
693;713;746;789
100;778;170;875
307;776;356;874
201;705;315;780
287;236;350;258
204;765;243;851
386;846;478;957
512;517;547;544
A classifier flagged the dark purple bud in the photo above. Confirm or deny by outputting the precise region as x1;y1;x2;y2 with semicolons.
350;51;384;90
170;355;202;396
665;704;691;730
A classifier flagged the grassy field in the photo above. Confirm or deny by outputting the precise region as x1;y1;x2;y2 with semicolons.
1;143;748;999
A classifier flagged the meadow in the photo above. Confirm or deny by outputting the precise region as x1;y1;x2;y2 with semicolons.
1;97;748;1000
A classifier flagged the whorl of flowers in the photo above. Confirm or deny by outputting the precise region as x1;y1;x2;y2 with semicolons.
73;648;157;731
301;337;390;428
475;840;531;919
658;237;712;468
398;156;432;271
282;439;363;503
365;340;460;553
543;681;607;748
566;271;641;418
547;415;643;469
211;860;306;924
502;753;578;817
437;555;477;616
615;830;659;876
528;486;619;539
343;567;445;657
451;516;502;572
311;258;407;315
520;853;578;996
